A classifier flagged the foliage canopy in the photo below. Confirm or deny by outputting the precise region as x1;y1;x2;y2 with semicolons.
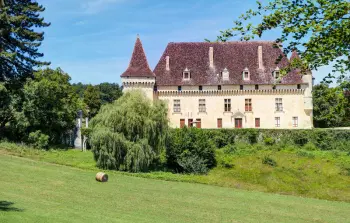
90;90;168;172
216;0;350;81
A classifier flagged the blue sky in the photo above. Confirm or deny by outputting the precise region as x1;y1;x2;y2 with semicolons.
39;0;337;85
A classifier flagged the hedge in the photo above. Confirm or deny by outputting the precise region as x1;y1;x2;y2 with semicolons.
169;128;350;151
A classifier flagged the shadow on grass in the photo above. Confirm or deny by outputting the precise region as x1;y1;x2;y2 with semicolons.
0;201;24;212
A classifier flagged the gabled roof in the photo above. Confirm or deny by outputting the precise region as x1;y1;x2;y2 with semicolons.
153;41;302;86
121;35;155;77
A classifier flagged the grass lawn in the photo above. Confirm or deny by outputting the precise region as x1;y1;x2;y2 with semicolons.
1;142;349;202
1;155;350;223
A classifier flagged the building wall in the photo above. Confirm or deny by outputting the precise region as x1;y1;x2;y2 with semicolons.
121;77;155;101
122;75;313;129
158;89;312;129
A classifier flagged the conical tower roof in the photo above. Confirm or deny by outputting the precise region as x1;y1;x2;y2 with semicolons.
290;50;300;61
121;35;155;77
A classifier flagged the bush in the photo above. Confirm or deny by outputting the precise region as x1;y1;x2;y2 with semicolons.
303;142;317;151
166;127;216;174
264;137;275;146
178;154;209;174
262;156;277;167
28;130;49;149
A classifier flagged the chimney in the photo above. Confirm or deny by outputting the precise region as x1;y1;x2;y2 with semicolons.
166;56;170;71
258;46;263;69
209;47;214;68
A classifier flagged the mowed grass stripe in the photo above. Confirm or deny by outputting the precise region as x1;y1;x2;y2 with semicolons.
0;155;349;223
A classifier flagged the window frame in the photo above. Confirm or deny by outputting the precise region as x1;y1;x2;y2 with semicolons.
178;86;182;91
198;99;206;113
240;85;243;90
255;85;259;90
183;71;191;80
245;98;252;112
255;118;260;128
173;99;181;113
224;99;231;112
199;85;203;91
293;117;298;127
275;98;283;111
275;117;281;127
218;85;222;91
217;118;222;128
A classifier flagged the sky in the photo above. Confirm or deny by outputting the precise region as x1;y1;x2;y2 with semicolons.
39;0;339;85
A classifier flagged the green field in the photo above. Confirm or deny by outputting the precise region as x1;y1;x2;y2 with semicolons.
1;155;350;223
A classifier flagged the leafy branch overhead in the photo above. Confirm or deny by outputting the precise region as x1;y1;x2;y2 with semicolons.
0;0;50;82
216;0;350;80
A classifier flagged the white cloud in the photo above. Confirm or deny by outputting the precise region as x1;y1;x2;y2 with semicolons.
74;21;86;26
82;0;126;14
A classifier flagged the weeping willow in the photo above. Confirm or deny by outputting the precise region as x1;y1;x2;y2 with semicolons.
89;90;169;172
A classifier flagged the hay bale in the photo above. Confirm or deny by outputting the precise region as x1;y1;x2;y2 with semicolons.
96;172;108;182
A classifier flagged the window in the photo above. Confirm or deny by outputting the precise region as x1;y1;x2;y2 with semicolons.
180;119;185;128
293;117;298;127
224;99;231;112
297;84;301;89
199;99;206;112
199;85;203;91
235;118;243;128
255;118;260;128
218;85;222;90
240;85;243;90
245;99;252;112
274;71;280;80
188;119;193;127
153;85;158;92
222;68;229;80
255;85;259;90
243;68;250;80
217;118;222;128
178;86;182;91
275;98;283;111
275;117;280;127
183;68;191;80
244;71;249;79
273;85;276;90
218;72;223;79
173;99;181;113
196;119;201;128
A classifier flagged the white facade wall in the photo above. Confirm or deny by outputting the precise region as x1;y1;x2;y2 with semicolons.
121;77;155;101
158;90;312;129
122;76;313;129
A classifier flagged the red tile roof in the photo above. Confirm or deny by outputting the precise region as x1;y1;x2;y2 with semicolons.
290;50;300;61
121;36;155;77
153;41;302;86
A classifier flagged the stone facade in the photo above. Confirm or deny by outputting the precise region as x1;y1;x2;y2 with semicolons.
121;36;313;129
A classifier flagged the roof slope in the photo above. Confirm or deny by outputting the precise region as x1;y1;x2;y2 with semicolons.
153;41;302;85
121;36;155;77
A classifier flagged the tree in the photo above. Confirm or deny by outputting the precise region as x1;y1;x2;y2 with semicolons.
0;0;50;84
313;84;348;128
216;0;350;80
89;90;168;172
13;68;81;143
98;82;122;104
83;85;101;118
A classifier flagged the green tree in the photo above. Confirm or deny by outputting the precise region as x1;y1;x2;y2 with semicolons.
72;82;87;98
0;0;50;83
14;68;81;143
89;90;168;172
98;82;122;104
313;84;348;128
83;85;101;118
216;0;350;80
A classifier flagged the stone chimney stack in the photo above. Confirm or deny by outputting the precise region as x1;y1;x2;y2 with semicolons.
258;46;263;69
166;56;170;71
209;47;214;68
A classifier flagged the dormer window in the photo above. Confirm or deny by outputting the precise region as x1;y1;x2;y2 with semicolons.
273;67;280;81
243;68;250;80
222;68;229;81
183;68;191;80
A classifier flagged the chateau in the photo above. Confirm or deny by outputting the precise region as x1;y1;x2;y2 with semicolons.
121;36;313;129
